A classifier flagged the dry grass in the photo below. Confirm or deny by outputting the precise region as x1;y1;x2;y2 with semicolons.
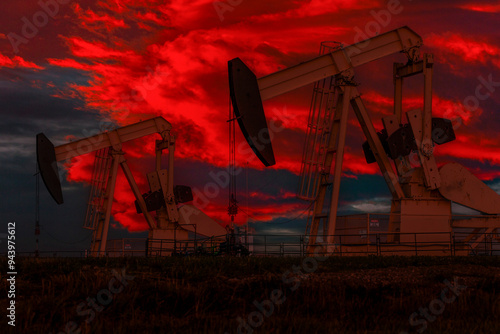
0;256;499;333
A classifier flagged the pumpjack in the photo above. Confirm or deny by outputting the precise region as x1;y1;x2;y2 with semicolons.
228;26;500;255
37;117;226;256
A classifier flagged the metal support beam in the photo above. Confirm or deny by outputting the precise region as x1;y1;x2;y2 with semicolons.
387;200;401;242
325;86;351;247
120;159;157;229
393;62;404;123
395;61;424;78
350;88;404;199
167;137;175;201
257;27;422;100
422;54;434;157
97;152;121;255
407;109;441;189
470;227;494;250
463;228;481;243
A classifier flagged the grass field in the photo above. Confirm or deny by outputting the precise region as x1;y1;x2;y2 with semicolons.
1;256;499;333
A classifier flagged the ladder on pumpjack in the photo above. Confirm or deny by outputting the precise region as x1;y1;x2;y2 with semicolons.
84;147;112;249
298;42;343;239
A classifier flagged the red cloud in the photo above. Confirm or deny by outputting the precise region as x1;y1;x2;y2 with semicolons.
439;133;500;167
362;90;482;125
0;53;44;69
110;173;151;232
343;151;380;175
252;0;379;22
427;33;500;70
74;4;129;33
241;201;308;223
65;36;138;59
47;58;91;70
459;3;500;13
43;0;500;232
469;169;500;181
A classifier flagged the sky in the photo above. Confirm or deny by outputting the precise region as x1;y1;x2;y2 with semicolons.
0;0;499;253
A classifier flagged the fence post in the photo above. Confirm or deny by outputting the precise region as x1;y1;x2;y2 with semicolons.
264;235;267;256
300;236;304;257
377;234;380;256
194;232;197;255
449;232;453;257
490;232;493;256
339;235;342;256
414;233;418;256
452;233;455;256
174;230;177;255
367;213;370;246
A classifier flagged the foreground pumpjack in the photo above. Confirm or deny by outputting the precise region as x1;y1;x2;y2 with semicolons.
228;26;500;255
37;117;226;256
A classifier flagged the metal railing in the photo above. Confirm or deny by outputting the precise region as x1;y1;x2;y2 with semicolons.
146;235;227;257
145;231;499;257
3;231;498;258
3;250;147;258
